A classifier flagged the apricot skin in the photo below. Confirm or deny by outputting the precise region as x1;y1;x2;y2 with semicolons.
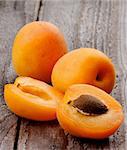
4;77;63;121
12;21;67;83
52;48;115;93
57;84;124;139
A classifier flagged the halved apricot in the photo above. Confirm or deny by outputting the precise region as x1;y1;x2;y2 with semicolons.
57;84;124;139
4;77;63;121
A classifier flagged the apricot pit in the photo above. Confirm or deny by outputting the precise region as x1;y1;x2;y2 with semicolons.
69;95;108;116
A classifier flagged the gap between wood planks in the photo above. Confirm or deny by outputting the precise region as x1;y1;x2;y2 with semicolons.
13;1;43;149
1;0;125;149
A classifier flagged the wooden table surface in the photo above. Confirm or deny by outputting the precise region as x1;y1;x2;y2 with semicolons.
0;0;127;149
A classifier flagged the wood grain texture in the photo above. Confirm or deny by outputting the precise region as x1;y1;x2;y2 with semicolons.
0;0;127;149
16;0;127;150
0;1;24;149
0;0;38;149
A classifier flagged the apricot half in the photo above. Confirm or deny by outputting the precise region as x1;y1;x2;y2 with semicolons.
52;48;115;93
12;21;67;83
4;77;63;121
57;84;124;139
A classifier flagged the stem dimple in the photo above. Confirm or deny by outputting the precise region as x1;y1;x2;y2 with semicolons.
96;74;102;81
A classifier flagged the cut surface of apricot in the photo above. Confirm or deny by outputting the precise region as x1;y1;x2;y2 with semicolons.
4;77;63;121
57;84;124;139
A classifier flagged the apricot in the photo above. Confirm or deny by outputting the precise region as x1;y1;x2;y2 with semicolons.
12;21;67;83
52;48;115;93
4;77;63;121
57;84;124;139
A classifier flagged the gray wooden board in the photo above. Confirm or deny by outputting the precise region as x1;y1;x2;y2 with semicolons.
0;0;127;149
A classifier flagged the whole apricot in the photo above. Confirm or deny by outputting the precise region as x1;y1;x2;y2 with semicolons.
12;21;67;83
52;48;115;93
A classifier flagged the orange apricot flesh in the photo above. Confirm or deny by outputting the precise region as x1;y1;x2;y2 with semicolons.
57;84;124;139
52;48;115;93
4;77;63;121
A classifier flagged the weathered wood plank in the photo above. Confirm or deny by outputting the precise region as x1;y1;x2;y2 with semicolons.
0;1;24;149
0;0;38;149
1;0;127;149
38;0;82;51
17;0;87;149
78;0;127;149
17;0;127;150
24;0;41;23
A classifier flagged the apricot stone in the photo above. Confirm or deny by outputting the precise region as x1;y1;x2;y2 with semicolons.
12;21;67;83
52;48;115;93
